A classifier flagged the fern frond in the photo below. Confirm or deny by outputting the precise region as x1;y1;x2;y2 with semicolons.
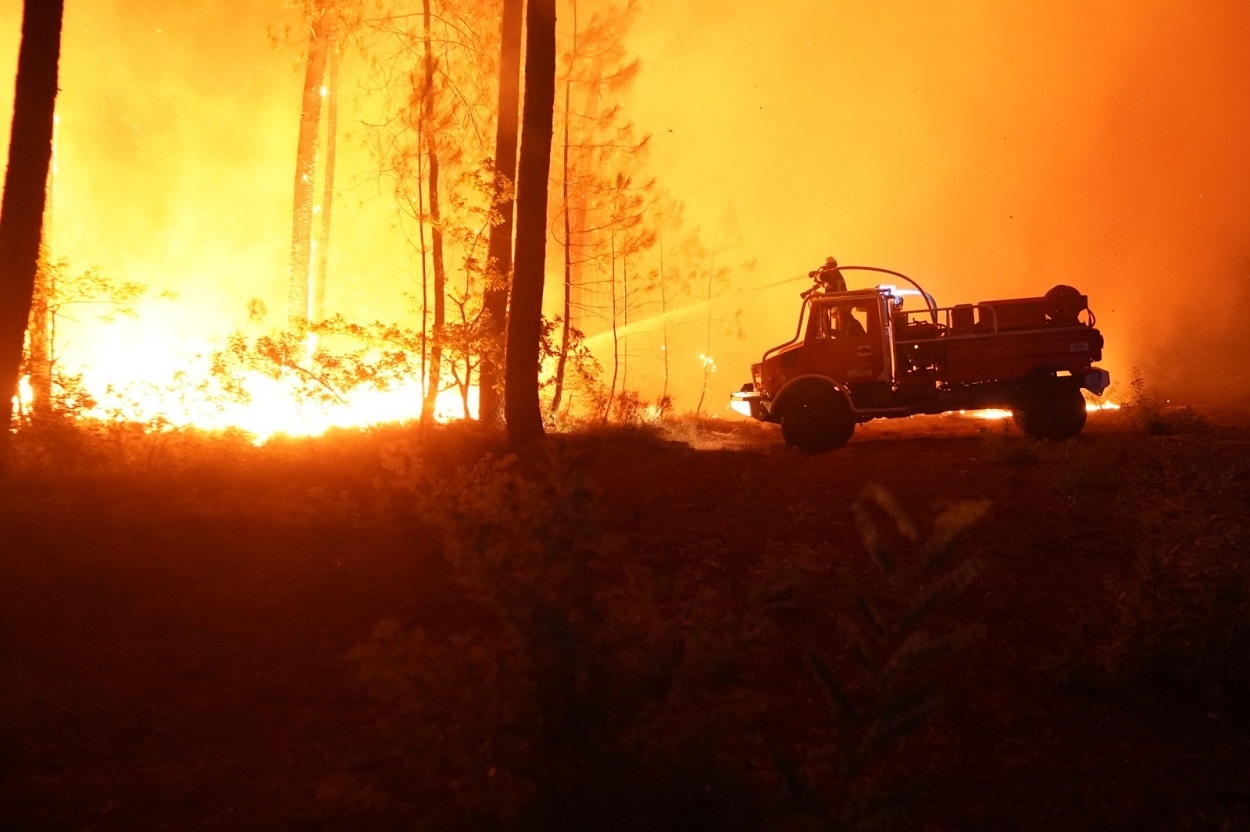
898;560;980;633
845;695;936;778
853;592;888;639
839;616;876;673
921;499;990;576
843;782;925;831
880;631;967;687
771;749;834;822
811;652;861;723
855;483;919;545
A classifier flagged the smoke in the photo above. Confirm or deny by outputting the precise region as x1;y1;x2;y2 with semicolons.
3;0;1249;412
628;0;1250;412
1;2;297;379
1;1;425;385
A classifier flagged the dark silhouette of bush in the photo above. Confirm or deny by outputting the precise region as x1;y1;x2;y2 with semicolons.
1102;439;1250;705
355;451;988;830
357;443;765;830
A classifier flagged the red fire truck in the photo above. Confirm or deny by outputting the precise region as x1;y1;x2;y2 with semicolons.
730;265;1110;452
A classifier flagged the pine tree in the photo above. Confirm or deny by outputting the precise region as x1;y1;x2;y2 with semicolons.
478;0;523;427
0;0;63;454
505;0;557;445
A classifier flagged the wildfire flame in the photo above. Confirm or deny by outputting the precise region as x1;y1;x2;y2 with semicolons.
81;374;474;445
16;347;475;445
965;400;1120;420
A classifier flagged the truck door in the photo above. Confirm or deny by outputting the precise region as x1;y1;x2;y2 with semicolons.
805;300;886;383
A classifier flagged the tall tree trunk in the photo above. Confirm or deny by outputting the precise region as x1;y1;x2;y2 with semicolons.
418;0;447;425
566;30;601;334
505;0;557;446
604;232;618;422
0;0;63;453
287;0;330;329
621;248;629;394
417;147;429;399
548;0;577;419
312;35;338;322
477;0;523;427
26;247;51;418
29;110;58;419
695;251;716;418
658;230;669;407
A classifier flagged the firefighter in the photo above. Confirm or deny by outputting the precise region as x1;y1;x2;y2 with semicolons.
809;256;846;293
838;306;867;337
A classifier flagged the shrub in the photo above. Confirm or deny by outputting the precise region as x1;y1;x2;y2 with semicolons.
1122;369;1208;436
356;445;761;830
1103;441;1250;704
354;447;988;830
767;484;988;830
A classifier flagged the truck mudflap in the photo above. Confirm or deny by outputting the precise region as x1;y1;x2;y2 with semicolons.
1080;368;1111;396
730;384;771;421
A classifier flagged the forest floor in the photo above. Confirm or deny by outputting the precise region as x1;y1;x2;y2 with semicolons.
2;405;1250;831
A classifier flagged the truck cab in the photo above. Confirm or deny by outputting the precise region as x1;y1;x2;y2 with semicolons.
746;288;897;415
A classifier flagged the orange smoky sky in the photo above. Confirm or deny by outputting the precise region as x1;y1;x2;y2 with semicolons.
2;0;1250;413
629;0;1250;411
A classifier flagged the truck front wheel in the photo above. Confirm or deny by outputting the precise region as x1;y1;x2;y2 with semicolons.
1012;382;1087;441
780;386;855;452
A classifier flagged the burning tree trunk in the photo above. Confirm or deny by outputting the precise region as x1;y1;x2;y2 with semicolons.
287;0;330;329
549;1;646;418
599;173;652;421
478;0;523;428
26;248;52;419
604;231;619;420
418;0;447;426
312;35;338;322
0;0;63;451
549;0;579;420
505;0;557;446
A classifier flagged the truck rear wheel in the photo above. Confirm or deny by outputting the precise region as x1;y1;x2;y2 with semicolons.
1012;381;1087;441
780;386;855;452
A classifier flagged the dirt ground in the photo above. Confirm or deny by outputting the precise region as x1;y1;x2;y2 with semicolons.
2;409;1249;830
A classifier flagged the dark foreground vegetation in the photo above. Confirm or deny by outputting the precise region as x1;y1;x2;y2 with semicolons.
2;403;1249;830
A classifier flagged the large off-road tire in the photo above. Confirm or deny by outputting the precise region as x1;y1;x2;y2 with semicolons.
780;384;855;453
1012;381;1087;440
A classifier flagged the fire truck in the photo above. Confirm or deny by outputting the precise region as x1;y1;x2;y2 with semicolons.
730;265;1110;452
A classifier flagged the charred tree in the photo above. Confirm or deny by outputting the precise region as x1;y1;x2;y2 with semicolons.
418;0;448;425
505;0;557;445
548;0;648;418
26;247;52;419
658;232;669;404
0;0;63;451
477;0;523;428
604;231;618;420
548;0;579;419
312;35;339;322
597;172;653;421
287;0;331;328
